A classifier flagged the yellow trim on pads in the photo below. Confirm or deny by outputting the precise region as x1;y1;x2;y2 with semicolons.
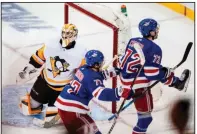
159;3;194;21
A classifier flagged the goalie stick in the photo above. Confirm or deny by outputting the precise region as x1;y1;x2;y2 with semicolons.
108;42;193;121
108;43;146;134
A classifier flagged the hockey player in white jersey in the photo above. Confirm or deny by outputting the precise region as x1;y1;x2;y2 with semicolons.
18;24;87;122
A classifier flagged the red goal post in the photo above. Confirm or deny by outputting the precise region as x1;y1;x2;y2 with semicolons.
64;3;131;113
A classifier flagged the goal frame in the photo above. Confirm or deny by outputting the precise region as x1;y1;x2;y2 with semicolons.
64;2;119;113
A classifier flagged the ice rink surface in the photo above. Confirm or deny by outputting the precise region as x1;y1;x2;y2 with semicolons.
2;3;194;134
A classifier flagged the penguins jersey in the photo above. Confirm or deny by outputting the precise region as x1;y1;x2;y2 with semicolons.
119;37;174;91
54;65;120;114
29;37;87;91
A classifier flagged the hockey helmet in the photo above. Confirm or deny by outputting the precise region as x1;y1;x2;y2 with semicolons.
61;24;78;47
85;50;104;67
138;18;159;37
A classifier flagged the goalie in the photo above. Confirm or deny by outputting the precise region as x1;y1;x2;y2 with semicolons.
18;24;87;123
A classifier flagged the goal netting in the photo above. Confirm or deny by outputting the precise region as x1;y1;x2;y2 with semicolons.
64;3;165;119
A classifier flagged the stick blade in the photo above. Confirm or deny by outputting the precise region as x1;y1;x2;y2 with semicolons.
183;42;193;62
176;42;193;68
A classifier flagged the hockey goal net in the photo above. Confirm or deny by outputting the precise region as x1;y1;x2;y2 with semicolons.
64;3;164;117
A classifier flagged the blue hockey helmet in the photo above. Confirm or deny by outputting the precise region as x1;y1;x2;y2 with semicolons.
85;50;104;67
138;18;159;37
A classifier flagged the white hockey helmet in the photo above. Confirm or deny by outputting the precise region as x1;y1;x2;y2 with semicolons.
61;24;78;47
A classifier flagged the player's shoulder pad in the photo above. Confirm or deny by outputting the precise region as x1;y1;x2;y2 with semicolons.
130;37;148;45
131;37;161;50
127;37;145;49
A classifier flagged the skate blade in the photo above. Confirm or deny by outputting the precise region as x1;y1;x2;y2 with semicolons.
183;71;191;92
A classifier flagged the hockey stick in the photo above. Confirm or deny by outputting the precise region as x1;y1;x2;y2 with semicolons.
42;54;121;128
42;114;61;128
108;42;193;121
108;43;146;134
102;54;120;70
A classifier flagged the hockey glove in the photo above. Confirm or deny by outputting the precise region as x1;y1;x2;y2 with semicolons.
19;64;38;79
121;88;134;100
102;67;121;80
162;67;174;79
115;86;124;99
161;67;175;85
17;64;39;84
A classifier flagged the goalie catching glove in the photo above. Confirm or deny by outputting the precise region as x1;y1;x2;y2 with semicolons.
17;64;38;83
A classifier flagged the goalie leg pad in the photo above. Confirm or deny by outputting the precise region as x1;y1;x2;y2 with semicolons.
133;113;153;134
19;94;42;115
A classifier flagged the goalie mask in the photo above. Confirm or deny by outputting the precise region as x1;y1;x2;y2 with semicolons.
61;24;78;48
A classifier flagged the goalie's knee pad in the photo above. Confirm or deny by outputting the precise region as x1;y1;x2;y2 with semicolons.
133;113;153;133
19;94;43;115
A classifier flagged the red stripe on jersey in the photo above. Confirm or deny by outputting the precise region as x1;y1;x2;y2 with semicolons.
120;77;150;86
133;131;145;134
56;98;89;111
94;89;102;97
144;68;159;73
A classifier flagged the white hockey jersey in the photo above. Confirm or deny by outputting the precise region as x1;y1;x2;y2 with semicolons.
29;37;87;91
